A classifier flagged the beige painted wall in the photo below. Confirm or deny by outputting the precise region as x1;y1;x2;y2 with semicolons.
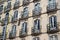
0;0;60;40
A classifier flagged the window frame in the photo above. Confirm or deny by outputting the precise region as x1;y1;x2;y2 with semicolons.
34;19;40;30
49;16;57;28
33;37;40;40
22;22;27;33
49;35;58;40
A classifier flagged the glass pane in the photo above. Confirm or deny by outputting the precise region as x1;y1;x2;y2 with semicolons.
22;22;27;32
23;7;28;17
34;19;40;29
12;25;16;35
14;10;18;19
49;35;58;40
49;16;57;28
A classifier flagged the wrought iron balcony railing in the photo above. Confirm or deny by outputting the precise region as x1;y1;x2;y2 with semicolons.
1;18;9;26
19;29;27;38
47;24;59;33
32;7;41;16
31;27;41;36
4;2;11;12
11;17;17;23
23;0;30;6
47;2;57;13
21;11;29;18
9;32;16;39
0;32;7;40
14;1;20;9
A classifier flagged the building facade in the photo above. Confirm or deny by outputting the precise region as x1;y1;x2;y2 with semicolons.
0;0;60;40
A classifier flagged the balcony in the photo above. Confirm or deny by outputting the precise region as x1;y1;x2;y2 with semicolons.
19;29;27;38
4;2;11;12
1;18;9;26
14;1;20;9
0;5;3;14
1;18;5;26
47;2;57;13
32;7;41;16
23;0;30;6
9;32;16;39
31;27;41;36
21;11;29;18
47;24;59;33
33;0;40;2
11;17;17;23
0;32;7;40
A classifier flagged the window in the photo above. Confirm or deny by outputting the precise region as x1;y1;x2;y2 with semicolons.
49;35;58;40
22;7;29;18
14;10;18;19
2;26;7;40
22;22;27;33
9;25;16;39
1;13;9;25
19;22;27;37
35;3;40;10
23;0;29;5
34;19;40;30
49;16;57;28
33;37;40;40
0;5;3;14
2;26;6;36
49;0;56;3
11;25;16;35
31;19;40;35
47;0;56;11
4;13;9;24
11;10;18;23
14;0;20;8
7;2;11;9
4;2;11;12
5;13;9;19
33;3;41;15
